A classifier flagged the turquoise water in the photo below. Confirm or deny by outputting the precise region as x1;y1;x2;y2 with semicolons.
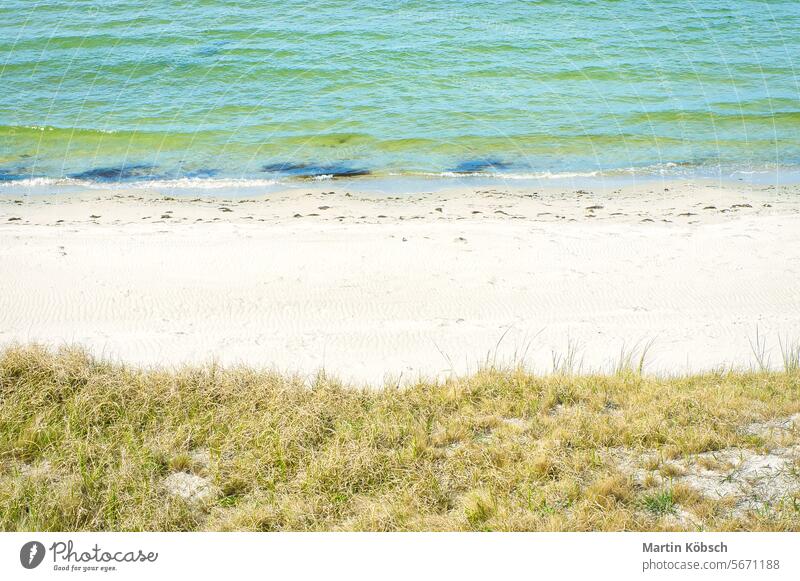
1;0;799;185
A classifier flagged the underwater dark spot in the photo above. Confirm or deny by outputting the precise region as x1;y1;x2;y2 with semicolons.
315;165;370;178
261;162;370;178
0;171;28;182
450;159;511;174
183;168;219;178
69;164;159;182
197;40;229;57
261;162;312;173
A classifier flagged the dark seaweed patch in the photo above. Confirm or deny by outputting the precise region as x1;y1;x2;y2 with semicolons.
182;168;219;178
262;162;370;178
197;40;229;57
312;165;370;178
261;162;313;174
0;171;29;182
69;164;158;182
450;159;511;174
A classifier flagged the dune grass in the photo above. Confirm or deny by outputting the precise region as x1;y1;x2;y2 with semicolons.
1;344;799;532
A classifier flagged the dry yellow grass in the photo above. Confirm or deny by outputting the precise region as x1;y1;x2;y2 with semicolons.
0;344;799;531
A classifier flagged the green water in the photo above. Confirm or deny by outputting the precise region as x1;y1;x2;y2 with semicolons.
1;0;799;184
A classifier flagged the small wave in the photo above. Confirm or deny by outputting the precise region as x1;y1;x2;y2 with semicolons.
2;161;796;192
431;170;601;180
127;177;282;189
0;177;89;188
0;176;283;190
18;125;118;135
423;162;722;180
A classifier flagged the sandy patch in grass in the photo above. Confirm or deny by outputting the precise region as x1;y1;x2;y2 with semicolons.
611;414;800;521
164;472;218;504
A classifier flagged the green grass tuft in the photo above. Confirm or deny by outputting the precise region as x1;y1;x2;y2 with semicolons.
642;489;677;516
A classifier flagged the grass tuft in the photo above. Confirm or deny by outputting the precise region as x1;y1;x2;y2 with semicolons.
641;488;677;516
779;336;800;374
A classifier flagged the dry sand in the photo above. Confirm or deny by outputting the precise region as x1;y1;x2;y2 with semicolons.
1;180;799;385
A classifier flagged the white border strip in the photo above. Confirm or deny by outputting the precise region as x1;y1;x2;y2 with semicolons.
1;532;798;580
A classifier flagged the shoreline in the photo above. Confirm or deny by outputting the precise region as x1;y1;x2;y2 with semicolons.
2;180;800;385
4;168;800;200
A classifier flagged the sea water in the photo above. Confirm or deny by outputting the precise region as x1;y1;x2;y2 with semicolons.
1;0;798;188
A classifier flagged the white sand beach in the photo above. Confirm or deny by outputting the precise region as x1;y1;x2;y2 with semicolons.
2;180;799;385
